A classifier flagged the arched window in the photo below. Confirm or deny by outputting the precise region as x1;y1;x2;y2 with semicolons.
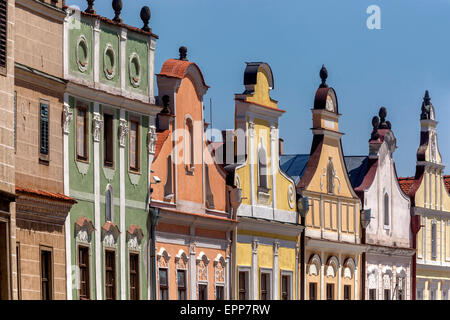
106;185;113;222
185;117;194;172
384;193;389;228
164;155;174;199
258;146;268;190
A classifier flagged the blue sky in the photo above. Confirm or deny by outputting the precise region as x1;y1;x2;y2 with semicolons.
67;0;450;177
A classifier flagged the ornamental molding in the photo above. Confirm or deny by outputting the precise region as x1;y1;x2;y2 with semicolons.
92;113;103;142
288;184;296;209
252;239;259;253
15;195;72;226
366;245;416;257
63;102;73;134
76;35;89;73
148;125;157;154
129;52;141;88
118;119;129;148
103;44;116;80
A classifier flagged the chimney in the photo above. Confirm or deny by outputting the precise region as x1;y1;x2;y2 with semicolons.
157;95;174;131
279;138;284;156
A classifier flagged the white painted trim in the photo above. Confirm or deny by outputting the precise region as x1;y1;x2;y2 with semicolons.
251;238;258;300
280;270;294;300
237;234;297;249
273;241;279;300
63;92;72;300
259;268;273;300
119;109;126;299
237;266;251;300
93;18;100;84
93;103;102;299
320;251;325;300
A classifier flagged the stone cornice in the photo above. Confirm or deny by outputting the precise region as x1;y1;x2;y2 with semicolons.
366;244;415;257
16;195;73;226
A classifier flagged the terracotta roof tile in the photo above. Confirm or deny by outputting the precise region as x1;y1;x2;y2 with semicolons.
16;186;76;203
158;59;208;87
444;175;450;193
398;177;415;195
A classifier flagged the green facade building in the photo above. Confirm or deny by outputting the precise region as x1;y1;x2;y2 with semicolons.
62;6;160;300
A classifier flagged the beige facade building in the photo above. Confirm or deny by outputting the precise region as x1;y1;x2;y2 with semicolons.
13;0;75;300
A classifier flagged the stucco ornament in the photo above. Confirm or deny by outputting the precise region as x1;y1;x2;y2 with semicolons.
214;255;226;283
92;113;103;142
288;184;296;209
320;157;341;194
129;53;141;88
128;235;141;251
76;35;89;73
431;132;437;163
148;125;157;154
103;233;116;248
63;102;73;134
76;230;89;244
103;44;116;80
118;119;129;148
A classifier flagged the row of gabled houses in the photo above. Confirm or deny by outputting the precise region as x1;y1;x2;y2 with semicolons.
0;0;448;300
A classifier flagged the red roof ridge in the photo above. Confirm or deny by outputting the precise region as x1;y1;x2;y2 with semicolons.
158;59;209;88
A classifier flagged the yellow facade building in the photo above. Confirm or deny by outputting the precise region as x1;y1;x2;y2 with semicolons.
399;91;450;300
281;66;366;300
226;62;303;300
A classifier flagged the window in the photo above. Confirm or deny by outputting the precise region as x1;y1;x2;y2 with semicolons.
185;117;194;172
397;277;405;300
40;249;52;300
105;250;116;300
129;119;140;172
384;289;391;300
430;288;436;300
216;286;224;300
159;268;168;300
431;222;437;260
260;272;270;300
76;105;89;161
198;284;207;300
369;289;376;300
417;288;423;300
0;0;7;71
238;271;248;300
105;186;113;222
344;285;351;300
164;155;174;199
14;92;16;152
309;283;317;300
39;102;50;160
103;113;114;167
129;253;139;300
384;193;390;227
16;244;21;300
281;274;291;300
258;147;268;189
443;289;448;300
326;283;334;300
177;270;186;300
78;246;90;300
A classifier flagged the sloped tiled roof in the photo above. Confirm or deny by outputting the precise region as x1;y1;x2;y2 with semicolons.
344;156;369;189
16;186;76;203
280;154;310;185
158;59;208;88
398;177;415;195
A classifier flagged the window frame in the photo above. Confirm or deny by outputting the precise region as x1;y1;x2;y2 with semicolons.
383;192;390;229
309;282;317;300
103;111;115;169
40;246;53;300
431;220;437;260
75;102;89;163
215;285;224;300
0;0;8;76
344;285;351;300
39;100;50;163
281;271;293;300
128;116;141;173
105;185;113;222
198;283;208;300
238;268;250;300
326;283;334;300
159;267;169;300
104;249;116;300
177;269;187;300
369;288;377;300
129;252;140;300
78;245;90;300
259;269;272;300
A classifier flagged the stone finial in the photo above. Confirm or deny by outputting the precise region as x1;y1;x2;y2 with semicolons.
86;0;96;14
140;6;151;32
179;46;188;61
319;64;328;88
370;116;380;140
112;0;123;23
378;106;390;129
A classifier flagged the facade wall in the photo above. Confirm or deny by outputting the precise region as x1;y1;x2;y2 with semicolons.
16;219;66;300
